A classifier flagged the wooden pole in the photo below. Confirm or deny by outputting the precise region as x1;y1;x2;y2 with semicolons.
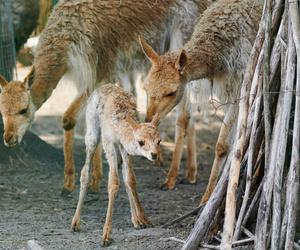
220;9;266;249
182;156;231;250
285;2;300;249
233;69;262;241
255;7;295;247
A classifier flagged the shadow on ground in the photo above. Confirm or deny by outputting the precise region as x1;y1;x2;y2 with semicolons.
0;112;220;250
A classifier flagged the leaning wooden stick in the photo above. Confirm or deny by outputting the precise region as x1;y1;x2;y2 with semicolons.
220;7;266;249
255;6;295;248
284;2;300;249
233;68;263;241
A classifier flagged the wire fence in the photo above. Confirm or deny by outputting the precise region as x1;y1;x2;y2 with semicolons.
0;0;16;81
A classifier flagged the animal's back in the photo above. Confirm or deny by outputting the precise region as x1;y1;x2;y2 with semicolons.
186;0;263;75
35;0;176;92
98;84;137;124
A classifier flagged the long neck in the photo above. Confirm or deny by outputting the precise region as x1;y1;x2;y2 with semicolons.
183;42;216;81
29;34;69;110
30;65;67;109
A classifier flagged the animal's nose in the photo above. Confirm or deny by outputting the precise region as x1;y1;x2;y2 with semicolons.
3;132;17;147
151;152;158;160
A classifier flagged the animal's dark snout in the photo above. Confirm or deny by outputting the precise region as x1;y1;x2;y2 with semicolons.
3;132;17;147
151;152;158;160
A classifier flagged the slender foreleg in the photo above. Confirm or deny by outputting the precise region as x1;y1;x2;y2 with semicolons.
185;117;197;184
119;145;150;228
161;100;189;190
62;94;88;195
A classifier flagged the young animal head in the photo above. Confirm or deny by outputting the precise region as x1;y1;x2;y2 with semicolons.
0;70;35;147
139;36;190;122
126;115;161;161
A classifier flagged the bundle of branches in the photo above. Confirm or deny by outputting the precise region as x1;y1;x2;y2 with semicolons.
169;0;300;249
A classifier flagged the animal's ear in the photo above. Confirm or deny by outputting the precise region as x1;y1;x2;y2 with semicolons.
151;113;160;128
23;66;35;89
126;115;139;131
175;49;188;75
139;36;159;64
0;74;8;90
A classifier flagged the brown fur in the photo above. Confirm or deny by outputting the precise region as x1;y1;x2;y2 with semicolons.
0;0;174;194
31;0;175;107
141;0;263;200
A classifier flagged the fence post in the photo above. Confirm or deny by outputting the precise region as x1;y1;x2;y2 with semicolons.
0;0;16;81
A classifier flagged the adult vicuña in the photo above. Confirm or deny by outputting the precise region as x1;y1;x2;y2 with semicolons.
71;84;161;246
0;0;206;195
139;0;214;190
140;0;263;203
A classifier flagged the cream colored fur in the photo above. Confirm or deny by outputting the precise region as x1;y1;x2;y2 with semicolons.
71;84;161;246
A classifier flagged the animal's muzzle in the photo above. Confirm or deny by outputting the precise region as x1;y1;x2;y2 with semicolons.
3;132;18;147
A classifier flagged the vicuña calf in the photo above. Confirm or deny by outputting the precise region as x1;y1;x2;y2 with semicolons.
71;84;161;246
140;0;263;202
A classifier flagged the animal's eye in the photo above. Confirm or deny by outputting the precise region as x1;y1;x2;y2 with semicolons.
157;139;161;145
165;92;176;97
19;108;28;115
138;140;145;146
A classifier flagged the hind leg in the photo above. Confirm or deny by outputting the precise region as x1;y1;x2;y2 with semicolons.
184;118;197;184
71;144;97;231
200;105;237;204
90;143;103;193
71;103;100;230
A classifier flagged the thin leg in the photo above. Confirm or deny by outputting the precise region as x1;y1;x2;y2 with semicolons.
119;145;150;228
90;143;103;193
62;94;88;194
185;120;197;184
71;100;100;230
102;142;119;246
200;105;237;204
161;105;189;190
71;146;96;231
62;94;87;130
62;130;75;194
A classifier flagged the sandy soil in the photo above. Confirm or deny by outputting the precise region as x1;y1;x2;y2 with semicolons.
0;70;223;250
8;66;300;249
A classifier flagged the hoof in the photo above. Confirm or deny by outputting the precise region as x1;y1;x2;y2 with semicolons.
135;223;152;230
61;187;73;197
101;238;113;247
160;182;174;191
62;116;76;130
179;177;197;185
88;186;100;194
71;218;80;232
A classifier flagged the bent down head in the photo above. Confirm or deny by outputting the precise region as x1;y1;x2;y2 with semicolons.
0;72;35;147
139;36;190;122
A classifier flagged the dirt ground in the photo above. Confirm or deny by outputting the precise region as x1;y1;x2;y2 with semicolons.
0;70;223;250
